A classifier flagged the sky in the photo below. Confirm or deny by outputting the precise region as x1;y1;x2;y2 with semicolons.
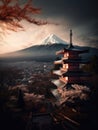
0;0;97;54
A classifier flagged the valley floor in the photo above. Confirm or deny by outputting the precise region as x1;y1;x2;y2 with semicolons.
0;61;97;130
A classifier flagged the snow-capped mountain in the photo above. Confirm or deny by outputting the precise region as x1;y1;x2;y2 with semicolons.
41;34;66;45
1;34;98;62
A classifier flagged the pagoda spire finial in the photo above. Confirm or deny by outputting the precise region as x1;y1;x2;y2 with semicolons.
68;29;73;48
70;29;72;44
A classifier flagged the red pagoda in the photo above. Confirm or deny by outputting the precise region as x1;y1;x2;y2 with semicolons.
52;30;90;89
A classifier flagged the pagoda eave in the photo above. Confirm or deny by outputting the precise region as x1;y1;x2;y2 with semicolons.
56;50;64;55
54;60;62;64
64;47;89;54
51;79;66;88
53;70;65;76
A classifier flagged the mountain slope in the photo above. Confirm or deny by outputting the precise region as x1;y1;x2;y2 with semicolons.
0;34;98;62
1;43;98;62
2;44;67;60
0;34;68;61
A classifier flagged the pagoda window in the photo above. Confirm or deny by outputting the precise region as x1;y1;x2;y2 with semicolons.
63;64;69;69
65;76;68;82
66;64;69;69
64;52;69;59
66;53;69;57
60;76;68;83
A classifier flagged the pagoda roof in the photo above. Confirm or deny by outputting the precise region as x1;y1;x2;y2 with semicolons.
63;71;91;77
56;46;89;55
63;59;89;64
64;45;89;53
51;89;60;99
54;60;62;64
51;79;65;88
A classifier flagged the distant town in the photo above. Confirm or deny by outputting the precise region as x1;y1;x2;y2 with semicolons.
0;61;53;85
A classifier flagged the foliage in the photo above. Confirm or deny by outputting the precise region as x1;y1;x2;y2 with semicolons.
0;85;10;111
0;67;22;87
0;0;47;32
0;67;22;111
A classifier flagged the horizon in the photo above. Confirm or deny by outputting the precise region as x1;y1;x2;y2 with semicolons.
1;33;98;56
0;0;97;54
0;33;98;57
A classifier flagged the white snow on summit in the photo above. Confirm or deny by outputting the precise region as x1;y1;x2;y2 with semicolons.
41;34;66;45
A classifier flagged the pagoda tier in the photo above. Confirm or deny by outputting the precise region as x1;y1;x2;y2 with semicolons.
62;71;90;77
63;59;89;63
61;71;90;84
54;58;89;64
52;70;90;85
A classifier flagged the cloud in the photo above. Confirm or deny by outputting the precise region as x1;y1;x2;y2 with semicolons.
75;20;98;48
33;0;97;23
33;0;98;47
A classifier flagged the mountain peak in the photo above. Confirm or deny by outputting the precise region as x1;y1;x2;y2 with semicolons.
41;34;66;45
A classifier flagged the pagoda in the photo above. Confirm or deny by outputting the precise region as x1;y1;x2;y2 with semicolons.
52;30;90;90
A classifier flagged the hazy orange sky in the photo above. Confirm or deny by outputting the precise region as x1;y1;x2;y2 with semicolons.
0;0;97;54
1;20;83;54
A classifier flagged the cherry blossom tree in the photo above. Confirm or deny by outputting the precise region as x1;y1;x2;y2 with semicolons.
0;0;47;32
